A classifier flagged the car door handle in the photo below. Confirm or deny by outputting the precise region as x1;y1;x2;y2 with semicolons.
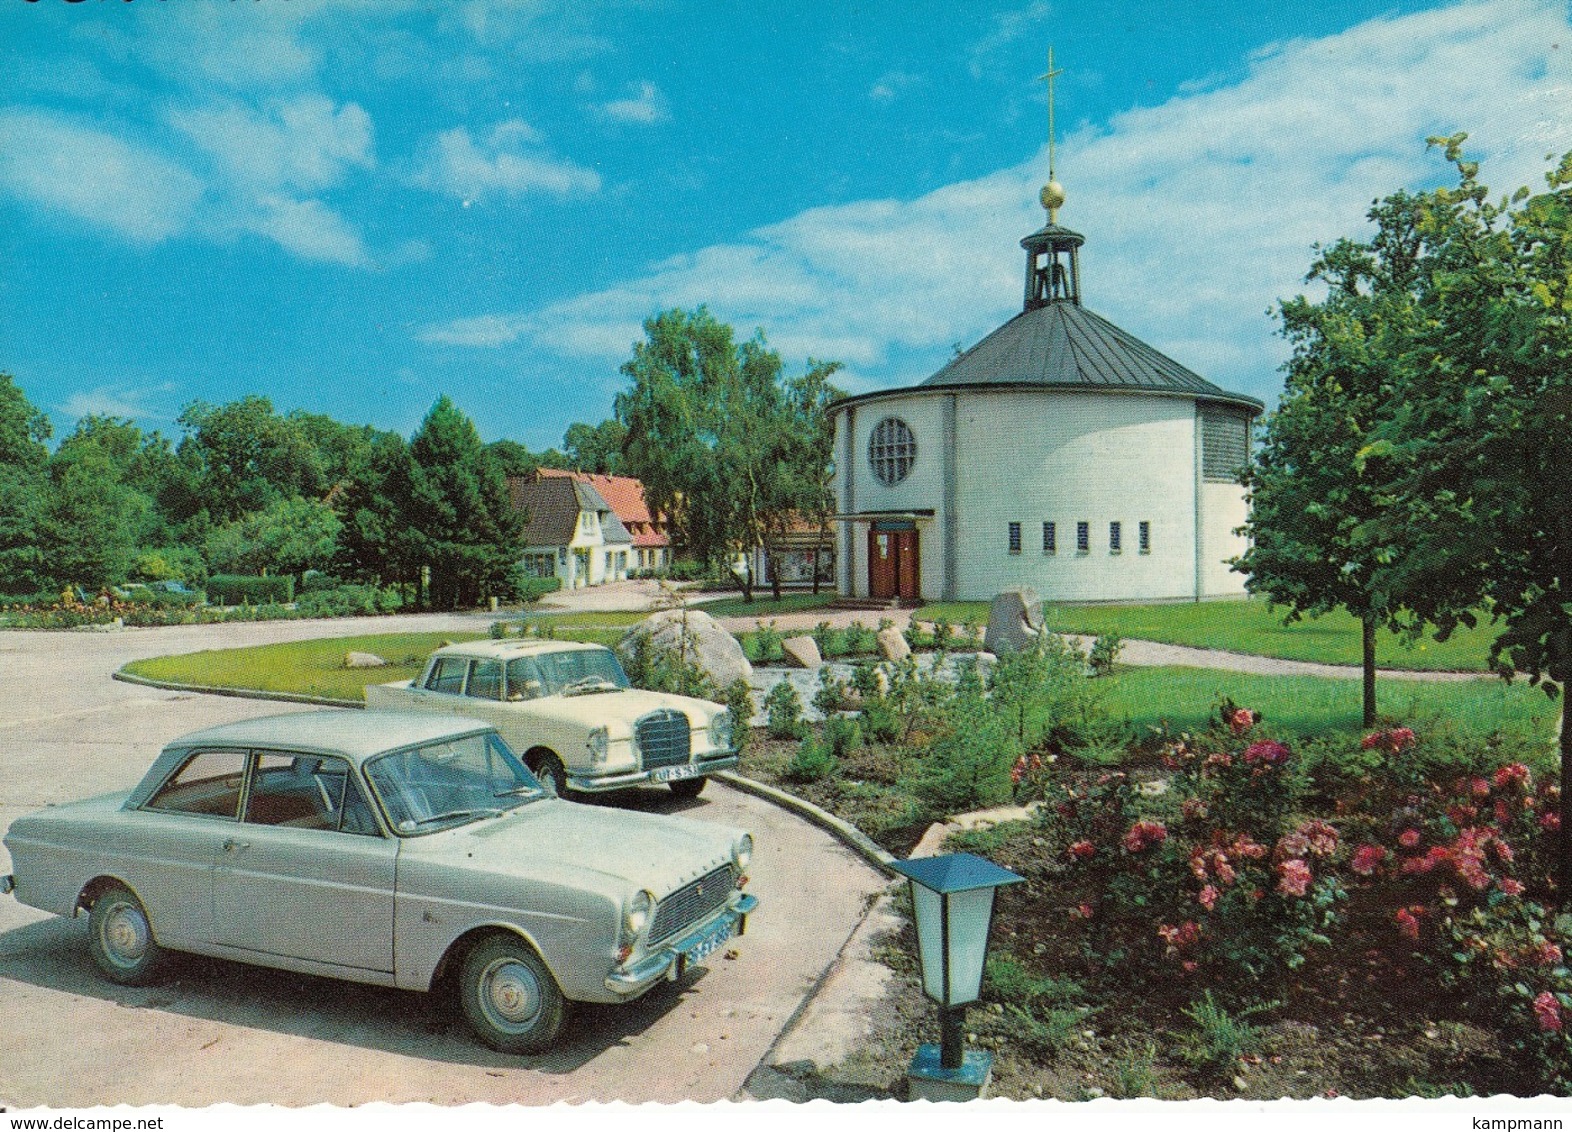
222;839;251;852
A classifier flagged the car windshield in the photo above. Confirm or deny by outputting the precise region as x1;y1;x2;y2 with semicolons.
364;732;546;834
509;648;631;698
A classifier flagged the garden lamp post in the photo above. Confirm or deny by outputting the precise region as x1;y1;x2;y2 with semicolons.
890;852;1023;1101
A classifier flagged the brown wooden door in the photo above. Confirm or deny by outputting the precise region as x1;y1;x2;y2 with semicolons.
868;529;896;599
895;530;920;600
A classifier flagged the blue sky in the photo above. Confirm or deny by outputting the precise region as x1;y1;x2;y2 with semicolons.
3;0;1570;452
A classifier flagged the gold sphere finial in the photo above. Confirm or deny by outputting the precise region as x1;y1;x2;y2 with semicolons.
1040;181;1066;213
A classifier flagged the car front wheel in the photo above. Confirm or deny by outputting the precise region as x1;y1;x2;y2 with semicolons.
668;776;707;800
459;935;568;1055
87;883;167;985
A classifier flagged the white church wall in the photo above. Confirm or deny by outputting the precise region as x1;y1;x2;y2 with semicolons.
952;390;1199;603
1200;481;1251;596
845;394;947;600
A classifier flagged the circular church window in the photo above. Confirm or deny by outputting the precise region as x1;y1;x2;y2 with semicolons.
868;416;916;486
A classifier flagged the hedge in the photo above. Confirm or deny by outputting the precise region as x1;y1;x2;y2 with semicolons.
207;574;296;605
517;576;563;603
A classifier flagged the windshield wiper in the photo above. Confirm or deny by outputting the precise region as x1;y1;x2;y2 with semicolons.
562;677;620;696
407;807;504;827
494;785;545;801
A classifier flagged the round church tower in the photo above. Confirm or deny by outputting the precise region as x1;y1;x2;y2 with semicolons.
828;180;1262;605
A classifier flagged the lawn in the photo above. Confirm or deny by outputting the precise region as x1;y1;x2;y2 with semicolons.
687;592;842;619
120;628;626;703
914;598;1501;673
1095;665;1554;743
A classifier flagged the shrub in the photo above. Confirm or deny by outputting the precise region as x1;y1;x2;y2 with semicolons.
1178;992;1274;1075
812;620;844;659
515;576;562;603
751;621;784;663
764;679;806;740
843;621;877;655
907;683;1019;814
822;713;864;760
294;584;403;618
784;734;839;783
207;574;294;605
721;678;756;757
813;667;850;716
620;625;713;698
1089;632;1123;677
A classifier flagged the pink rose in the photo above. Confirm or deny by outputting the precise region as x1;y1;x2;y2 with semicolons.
1198;884;1219;912
1533;991;1564;1033
1350;844;1388;876
1228;708;1257;736
1398;828;1421;849
1276;858;1312;897
1068;839;1097;861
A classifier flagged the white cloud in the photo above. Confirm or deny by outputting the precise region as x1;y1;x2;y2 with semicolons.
967;2;1052;80
0;109;203;244
413;120;601;201
252;195;371;268
58;382;175;424
422;0;1572;405
599;81;668;125
168;95;374;195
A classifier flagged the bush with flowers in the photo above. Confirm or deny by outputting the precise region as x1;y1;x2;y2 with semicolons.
1035;710;1344;996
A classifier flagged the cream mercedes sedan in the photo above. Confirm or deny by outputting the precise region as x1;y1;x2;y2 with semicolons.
1;711;757;1054
365;640;738;800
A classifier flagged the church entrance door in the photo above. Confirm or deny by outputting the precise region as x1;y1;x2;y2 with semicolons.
868;525;920;602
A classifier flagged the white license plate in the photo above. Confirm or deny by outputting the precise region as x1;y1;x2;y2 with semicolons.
684;919;732;966
652;763;698;782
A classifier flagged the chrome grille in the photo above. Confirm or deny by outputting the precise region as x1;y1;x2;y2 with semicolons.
636;709;691;770
650;864;735;944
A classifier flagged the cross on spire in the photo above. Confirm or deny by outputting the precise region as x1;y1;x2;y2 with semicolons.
1038;46;1063;183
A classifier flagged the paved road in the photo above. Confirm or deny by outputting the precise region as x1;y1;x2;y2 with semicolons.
0;615;887;1107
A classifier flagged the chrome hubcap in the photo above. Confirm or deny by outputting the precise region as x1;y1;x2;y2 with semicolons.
481;959;541;1029
104;903;148;965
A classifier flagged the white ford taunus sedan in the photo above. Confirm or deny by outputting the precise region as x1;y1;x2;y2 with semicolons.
365;640;738;800
1;711;757;1054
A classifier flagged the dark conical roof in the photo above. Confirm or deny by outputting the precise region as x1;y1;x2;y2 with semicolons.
919;301;1260;411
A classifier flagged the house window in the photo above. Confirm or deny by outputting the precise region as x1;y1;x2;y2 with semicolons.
1007;522;1022;555
1201;406;1251;482
1139;521;1151;553
1043;521;1056;555
1110;521;1122;554
1076;521;1089;553
868;416;917;486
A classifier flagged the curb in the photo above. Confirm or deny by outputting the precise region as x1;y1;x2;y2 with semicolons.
112;668;902;878
112;668;361;709
715;770;899;877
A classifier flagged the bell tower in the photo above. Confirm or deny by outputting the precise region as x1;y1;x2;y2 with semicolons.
1021;47;1083;310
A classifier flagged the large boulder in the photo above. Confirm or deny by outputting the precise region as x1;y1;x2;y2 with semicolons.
617;608;753;690
877;625;911;662
983;589;1044;656
344;651;388;668
781;635;822;669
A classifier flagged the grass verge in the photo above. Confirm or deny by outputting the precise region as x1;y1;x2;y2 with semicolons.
120;628;624;703
914;598;1500;673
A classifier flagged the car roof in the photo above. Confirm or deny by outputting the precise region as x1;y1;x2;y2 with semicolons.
165;709;494;762
432;638;611;661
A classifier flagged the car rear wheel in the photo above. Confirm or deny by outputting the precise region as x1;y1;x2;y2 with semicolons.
459;935;568;1055
668;776;707;800
87;883;167;985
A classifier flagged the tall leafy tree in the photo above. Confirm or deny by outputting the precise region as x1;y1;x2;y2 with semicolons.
1364;137;1572;895
40;417;168;588
204;496;343;581
407;397;523;609
333;429;421;591
175;395;326;525
1238;194;1425;725
616;307;843;599
0;374;52;593
562;419;627;474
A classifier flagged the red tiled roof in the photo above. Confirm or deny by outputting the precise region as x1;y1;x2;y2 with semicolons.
537;468;669;547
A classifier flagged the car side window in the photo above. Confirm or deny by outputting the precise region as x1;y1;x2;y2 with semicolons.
424;657;469;695
504;658;543;701
467;660;503;701
245;752;381;836
146;749;246;819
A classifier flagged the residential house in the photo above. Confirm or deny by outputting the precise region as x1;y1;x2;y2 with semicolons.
510;474;634;589
536;469;672;573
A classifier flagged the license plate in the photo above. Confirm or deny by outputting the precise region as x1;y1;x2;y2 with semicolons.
684;919;732;966
652;763;698;782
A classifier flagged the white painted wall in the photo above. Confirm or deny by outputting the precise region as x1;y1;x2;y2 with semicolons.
1200;481;1251;596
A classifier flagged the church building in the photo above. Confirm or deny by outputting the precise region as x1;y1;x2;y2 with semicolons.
830;173;1262;605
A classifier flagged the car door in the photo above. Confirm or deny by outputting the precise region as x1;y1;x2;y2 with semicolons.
402;656;472;713
211;751;397;972
137;747;251;944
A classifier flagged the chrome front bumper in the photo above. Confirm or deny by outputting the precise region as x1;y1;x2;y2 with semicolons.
569;751;739;794
605;892;758;996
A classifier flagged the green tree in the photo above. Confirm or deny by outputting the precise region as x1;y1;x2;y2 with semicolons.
616;307;842;599
1238;194;1425;725
486;439;539;479
407;397;524;609
562;418;627;474
204;496;343;581
176;395;326;524
333;429;421;592
39;417;168;589
0;374;51;593
1365;137;1572;895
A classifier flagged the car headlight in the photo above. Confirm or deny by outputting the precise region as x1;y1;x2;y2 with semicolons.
624;889;654;942
586;726;609;766
733;833;753;874
709;710;733;751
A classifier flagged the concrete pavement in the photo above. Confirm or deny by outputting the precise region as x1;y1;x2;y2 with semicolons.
0;614;888;1107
